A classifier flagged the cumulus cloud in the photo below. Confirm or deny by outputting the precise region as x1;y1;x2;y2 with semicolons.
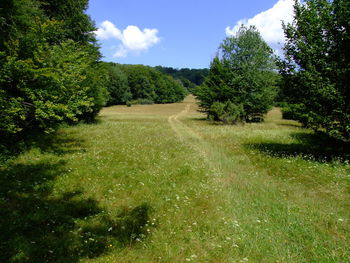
95;20;160;57
225;0;295;46
95;20;122;40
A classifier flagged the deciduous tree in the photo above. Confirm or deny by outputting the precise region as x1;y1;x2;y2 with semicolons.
196;25;277;123
279;0;350;142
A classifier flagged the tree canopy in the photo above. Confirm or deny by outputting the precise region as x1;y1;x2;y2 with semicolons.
196;25;278;123
0;0;107;139
279;0;350;142
154;66;209;91
104;63;187;105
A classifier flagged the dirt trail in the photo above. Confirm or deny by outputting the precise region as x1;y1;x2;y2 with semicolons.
168;103;210;163
168;103;230;178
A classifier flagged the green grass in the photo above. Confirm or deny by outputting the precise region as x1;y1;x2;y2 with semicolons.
1;96;349;262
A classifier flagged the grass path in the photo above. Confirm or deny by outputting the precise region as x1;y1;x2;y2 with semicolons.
168;102;211;167
167;98;232;177
1;96;349;263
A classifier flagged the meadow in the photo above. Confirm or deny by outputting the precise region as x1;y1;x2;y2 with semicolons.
1;96;349;262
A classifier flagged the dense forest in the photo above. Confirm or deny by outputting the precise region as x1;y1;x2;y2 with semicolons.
104;63;187;106
154;66;209;91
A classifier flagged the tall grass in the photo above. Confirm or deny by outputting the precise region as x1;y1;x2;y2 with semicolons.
1;96;349;262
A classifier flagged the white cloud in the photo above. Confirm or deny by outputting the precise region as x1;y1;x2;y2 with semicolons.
95;20;122;40
121;26;160;53
94;20;160;57
225;0;295;45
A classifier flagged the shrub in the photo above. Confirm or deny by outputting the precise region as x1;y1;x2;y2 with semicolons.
209;101;244;124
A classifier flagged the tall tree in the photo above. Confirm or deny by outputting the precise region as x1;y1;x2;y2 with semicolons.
196;25;277;123
0;0;107;138
280;0;350;142
105;63;131;105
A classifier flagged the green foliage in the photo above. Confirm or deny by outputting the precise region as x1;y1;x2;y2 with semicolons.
0;0;107;141
105;63;187;105
105;64;131;106
79;62;109;122
209;101;244;124
39;0;97;46
128;98;154;105
155;66;209;91
279;0;350;142
196;25;278;123
121;64;156;102
280;103;310;124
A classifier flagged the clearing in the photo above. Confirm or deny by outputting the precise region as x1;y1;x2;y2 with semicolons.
1;96;349;262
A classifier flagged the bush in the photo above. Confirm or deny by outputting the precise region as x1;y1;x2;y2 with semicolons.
209;101;244;124
281;103;303;121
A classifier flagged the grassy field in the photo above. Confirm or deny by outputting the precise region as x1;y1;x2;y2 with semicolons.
1;96;349;262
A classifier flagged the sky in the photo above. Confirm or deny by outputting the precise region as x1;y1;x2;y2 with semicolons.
86;0;295;69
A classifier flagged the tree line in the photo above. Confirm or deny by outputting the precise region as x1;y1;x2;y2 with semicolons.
154;66;209;91
104;63;187;106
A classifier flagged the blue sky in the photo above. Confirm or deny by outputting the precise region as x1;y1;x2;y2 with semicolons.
87;0;295;69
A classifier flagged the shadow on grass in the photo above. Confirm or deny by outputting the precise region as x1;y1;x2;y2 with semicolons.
0;130;86;164
0;145;153;262
189;117;207;121
26;131;87;156
246;132;350;163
